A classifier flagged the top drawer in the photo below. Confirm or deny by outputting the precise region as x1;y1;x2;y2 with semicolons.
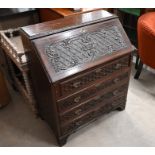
59;55;130;97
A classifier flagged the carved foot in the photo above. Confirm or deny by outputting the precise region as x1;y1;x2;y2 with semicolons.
57;136;68;146
116;104;126;111
37;113;45;120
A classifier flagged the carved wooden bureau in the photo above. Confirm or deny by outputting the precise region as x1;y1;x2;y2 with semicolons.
20;10;134;146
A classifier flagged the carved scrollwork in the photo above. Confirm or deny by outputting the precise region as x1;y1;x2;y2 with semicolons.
61;95;126;135
61;56;129;95
60;83;128;123
59;72;128;111
45;26;127;73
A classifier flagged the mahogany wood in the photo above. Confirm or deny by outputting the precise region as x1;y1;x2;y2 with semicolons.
20;10;115;40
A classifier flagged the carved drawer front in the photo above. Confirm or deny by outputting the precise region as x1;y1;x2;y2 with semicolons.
59;55;130;97
60;95;126;135
57;71;129;112
59;82;128;123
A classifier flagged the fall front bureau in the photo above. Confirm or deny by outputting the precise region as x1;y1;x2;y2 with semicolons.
20;10;134;146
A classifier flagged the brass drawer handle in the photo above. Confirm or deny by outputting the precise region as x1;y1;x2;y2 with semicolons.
89;100;96;106
94;95;101;100
95;83;101;88
73;81;81;88
113;78;119;83
115;63;122;69
113;90;119;96
74;96;81;103
75;120;83;126
95;68;102;73
74;109;82;115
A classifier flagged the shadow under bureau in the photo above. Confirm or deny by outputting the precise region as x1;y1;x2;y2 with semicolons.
20;10;134;146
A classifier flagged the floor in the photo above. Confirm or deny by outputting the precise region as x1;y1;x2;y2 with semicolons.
0;65;155;147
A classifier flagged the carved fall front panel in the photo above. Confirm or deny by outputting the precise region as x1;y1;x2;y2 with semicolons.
45;26;127;73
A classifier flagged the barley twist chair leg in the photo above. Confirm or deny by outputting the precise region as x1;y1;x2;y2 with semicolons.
6;57;18;91
23;71;38;115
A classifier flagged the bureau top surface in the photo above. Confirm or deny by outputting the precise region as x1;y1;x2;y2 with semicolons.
20;10;115;40
32;15;133;83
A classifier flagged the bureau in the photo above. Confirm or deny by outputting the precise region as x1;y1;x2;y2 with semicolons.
20;10;134;146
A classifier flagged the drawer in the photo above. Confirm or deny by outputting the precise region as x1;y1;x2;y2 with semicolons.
57;70;129;112
60;95;126;135
59;55;130;97
59;82;128;123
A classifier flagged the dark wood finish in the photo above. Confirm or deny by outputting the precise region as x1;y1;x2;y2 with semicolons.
20;10;133;146
20;10;116;40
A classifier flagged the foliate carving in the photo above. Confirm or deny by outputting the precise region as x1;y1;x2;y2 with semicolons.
58;72;128;112
61;96;126;135
45;26;127;73
60;56;129;96
60;83;128;122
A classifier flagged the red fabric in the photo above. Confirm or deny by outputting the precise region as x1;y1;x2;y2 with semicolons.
138;12;155;69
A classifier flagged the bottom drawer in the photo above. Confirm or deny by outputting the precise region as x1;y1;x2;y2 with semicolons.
60;95;126;136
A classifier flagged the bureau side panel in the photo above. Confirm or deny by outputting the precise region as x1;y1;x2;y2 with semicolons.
21;33;61;137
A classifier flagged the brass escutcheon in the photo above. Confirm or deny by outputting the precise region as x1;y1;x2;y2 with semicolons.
113;90;119;96
95;68;102;73
73;81;81;88
75;109;82;115
113;78;119;83
115;63;121;69
74;96;81;103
